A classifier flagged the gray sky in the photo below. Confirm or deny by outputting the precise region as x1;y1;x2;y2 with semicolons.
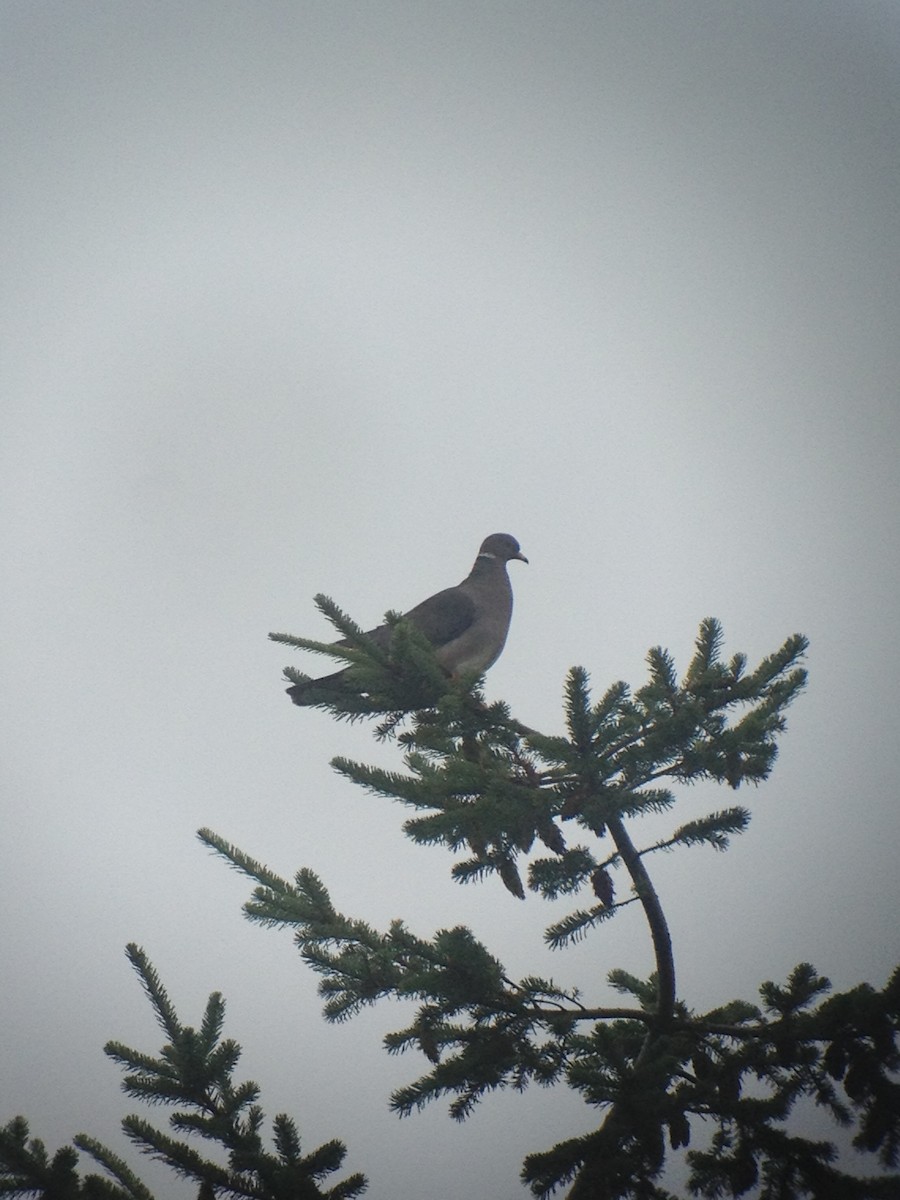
2;3;899;1196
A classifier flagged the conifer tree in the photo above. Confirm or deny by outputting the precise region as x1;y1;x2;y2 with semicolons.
4;611;899;1199
1;943;365;1200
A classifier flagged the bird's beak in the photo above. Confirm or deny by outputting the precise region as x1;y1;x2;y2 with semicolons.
514;551;529;564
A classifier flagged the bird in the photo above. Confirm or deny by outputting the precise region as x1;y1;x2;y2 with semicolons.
286;533;528;706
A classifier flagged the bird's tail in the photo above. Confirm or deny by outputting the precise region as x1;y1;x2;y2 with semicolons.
286;668;352;706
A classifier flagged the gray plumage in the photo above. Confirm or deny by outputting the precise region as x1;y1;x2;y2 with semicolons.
287;533;527;706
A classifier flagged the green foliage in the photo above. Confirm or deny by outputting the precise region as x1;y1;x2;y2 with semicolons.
207;614;899;1198
270;596;454;724
1;946;366;1200
0;1116;150;1199
299;617;806;911
7;615;899;1199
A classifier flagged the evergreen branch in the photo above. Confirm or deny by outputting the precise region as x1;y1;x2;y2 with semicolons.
685;616;725;683
269;595;391;669
323;1173;368;1200
313;595;390;662
0;1119;152;1199
0;1118;78;1196
72;1137;156;1199
197;829;292;893
528;847;598;899
267;632;362;663
124;944;182;1044
102;950;369;1200
120;1117;236;1190
617;787;676;818
640;807;752;856
645;646;678;695
590;680;632;728
563;667;594;751
544;902;624;949
103;1043;174;1077
198;992;227;1058
330;757;426;804
295;1135;342;1177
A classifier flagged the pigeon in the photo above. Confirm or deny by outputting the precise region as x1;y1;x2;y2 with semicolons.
287;533;528;705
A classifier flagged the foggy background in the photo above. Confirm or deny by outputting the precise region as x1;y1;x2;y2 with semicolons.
2;3;899;1196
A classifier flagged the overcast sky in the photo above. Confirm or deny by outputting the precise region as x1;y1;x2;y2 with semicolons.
2;3;899;1197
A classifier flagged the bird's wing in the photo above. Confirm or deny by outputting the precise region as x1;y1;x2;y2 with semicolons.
403;585;477;648
331;587;474;653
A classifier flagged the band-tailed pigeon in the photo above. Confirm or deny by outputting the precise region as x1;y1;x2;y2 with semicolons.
287;533;527;705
